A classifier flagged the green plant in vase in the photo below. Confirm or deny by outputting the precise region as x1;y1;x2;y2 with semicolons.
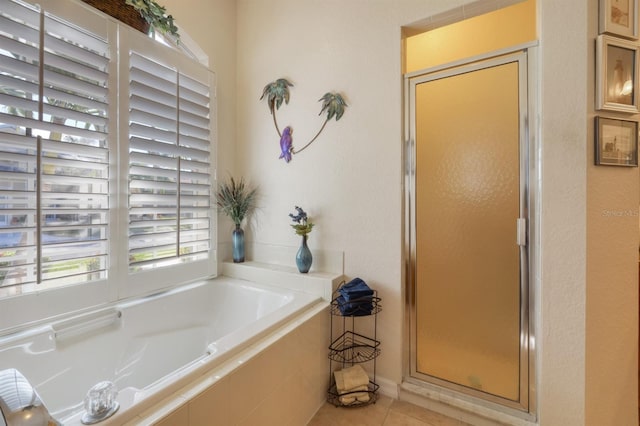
216;177;257;263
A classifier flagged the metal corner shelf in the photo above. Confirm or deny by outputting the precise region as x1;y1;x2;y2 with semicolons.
326;381;380;408
329;295;382;317
327;284;381;408
328;330;380;363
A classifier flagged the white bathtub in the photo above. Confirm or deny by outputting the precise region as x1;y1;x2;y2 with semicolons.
0;276;324;425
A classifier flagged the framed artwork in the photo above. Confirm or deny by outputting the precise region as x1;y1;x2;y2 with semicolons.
595;116;638;166
596;35;639;113
600;0;638;39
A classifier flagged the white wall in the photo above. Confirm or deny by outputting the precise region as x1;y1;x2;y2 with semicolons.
538;0;587;423
165;0;638;423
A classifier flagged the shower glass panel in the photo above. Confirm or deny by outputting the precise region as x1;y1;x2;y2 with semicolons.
411;57;526;405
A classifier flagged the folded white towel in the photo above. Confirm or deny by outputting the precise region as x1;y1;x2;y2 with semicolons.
334;365;369;393
337;384;368;396
338;385;370;405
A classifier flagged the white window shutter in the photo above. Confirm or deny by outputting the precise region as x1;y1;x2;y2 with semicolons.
0;0;215;298
0;0;110;291
127;50;213;273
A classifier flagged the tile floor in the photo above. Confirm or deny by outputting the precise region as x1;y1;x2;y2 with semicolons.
307;395;472;426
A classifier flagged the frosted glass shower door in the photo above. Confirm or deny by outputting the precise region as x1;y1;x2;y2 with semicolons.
409;53;528;406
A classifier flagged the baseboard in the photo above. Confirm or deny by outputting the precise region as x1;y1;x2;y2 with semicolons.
375;375;399;399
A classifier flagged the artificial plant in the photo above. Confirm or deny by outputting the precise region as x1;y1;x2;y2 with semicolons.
125;0;180;41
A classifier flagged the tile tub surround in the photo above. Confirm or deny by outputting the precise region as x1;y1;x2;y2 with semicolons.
136;302;330;425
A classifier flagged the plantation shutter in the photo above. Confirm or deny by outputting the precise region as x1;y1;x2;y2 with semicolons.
128;51;212;272
0;0;110;290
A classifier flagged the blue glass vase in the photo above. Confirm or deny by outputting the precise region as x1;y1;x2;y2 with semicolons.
232;225;245;263
296;235;312;273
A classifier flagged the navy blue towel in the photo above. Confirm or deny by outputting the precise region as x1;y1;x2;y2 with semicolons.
336;295;373;316
337;278;374;316
338;277;374;301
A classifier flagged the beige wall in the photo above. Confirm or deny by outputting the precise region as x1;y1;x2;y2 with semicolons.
585;0;639;424
165;0;639;423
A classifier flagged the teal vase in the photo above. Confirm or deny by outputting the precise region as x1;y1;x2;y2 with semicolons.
296;235;312;273
232;225;245;263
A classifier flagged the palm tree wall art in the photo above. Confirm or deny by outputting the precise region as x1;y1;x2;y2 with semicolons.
260;78;348;163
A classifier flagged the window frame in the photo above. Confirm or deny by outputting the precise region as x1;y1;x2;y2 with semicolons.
0;0;217;332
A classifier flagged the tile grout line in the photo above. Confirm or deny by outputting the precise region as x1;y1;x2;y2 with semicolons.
380;403;392;426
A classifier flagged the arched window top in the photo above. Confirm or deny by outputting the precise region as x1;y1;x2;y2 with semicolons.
152;26;209;67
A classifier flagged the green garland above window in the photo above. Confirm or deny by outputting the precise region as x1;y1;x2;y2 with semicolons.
125;0;180;42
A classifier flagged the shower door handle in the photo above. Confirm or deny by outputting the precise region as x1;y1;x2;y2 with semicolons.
516;218;527;246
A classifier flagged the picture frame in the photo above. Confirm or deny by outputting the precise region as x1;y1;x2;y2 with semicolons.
596;35;639;113
595;116;638;166
599;0;638;39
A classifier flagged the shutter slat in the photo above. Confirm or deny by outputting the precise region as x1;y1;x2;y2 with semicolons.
42;139;108;161
41;120;108;142
129;122;176;143
130;151;176;168
43;14;108;54
130;179;176;192
43;85;107;114
130;57;175;84
0;94;39;120
130;206;177;215
44;32;109;69
0;33;39;65
0;132;36;154
179;121;209;140
179;170;210;182
44;50;108;84
0;74;40;104
130;194;178;206
43;68;108;101
0;0;40;27
179;107;210;130
179;87;209;108
179;73;208;94
130;85;177;113
0;53;40;84
179;96;209;119
42;102;108;130
41;157;109;179
130;167;178;181
0;15;39;47
132;136;207;159
129;109;175;133
178;134;210;151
